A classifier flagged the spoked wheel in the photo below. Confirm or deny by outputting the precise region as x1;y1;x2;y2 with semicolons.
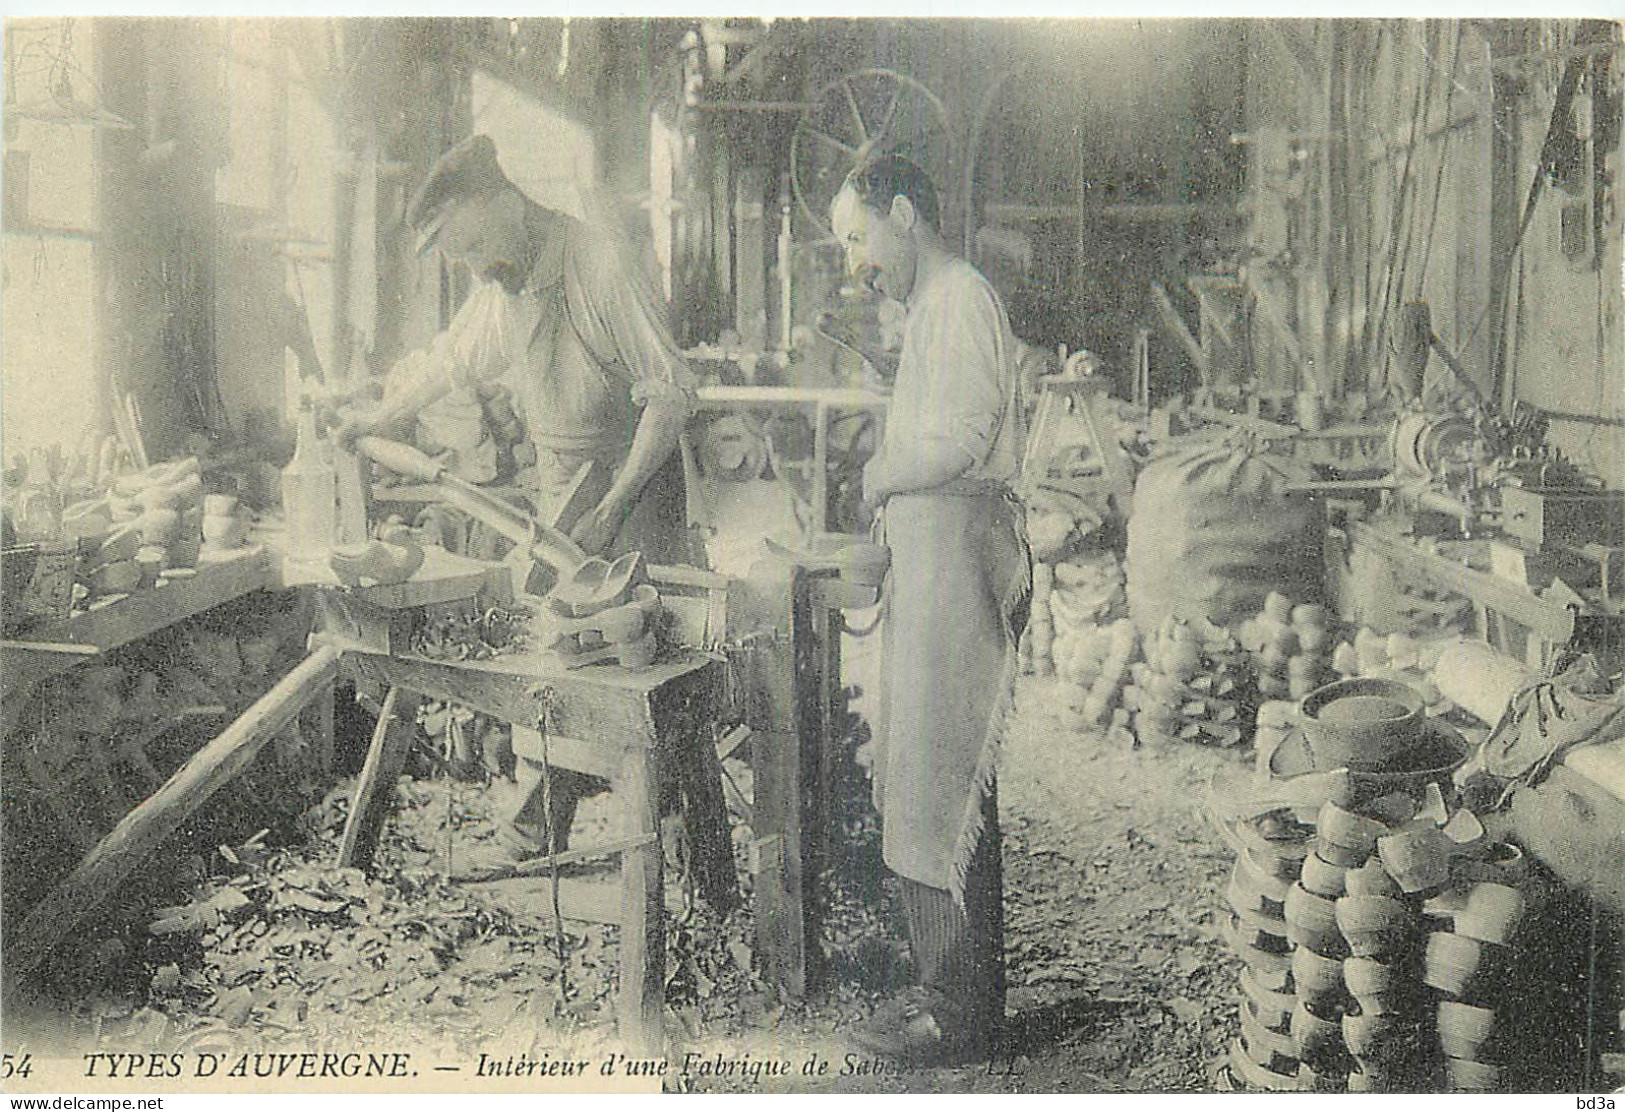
790;68;955;238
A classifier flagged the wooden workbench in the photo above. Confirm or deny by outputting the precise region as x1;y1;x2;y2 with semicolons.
1;547;278;728
315;555;734;1055
337;644;727;1055
1341;519;1579;647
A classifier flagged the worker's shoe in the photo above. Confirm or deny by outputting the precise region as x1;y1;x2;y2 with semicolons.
846;987;994;1066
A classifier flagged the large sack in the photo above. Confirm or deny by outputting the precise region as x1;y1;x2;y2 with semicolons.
1126;437;1321;637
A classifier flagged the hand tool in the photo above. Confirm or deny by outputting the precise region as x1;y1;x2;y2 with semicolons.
356;436;587;595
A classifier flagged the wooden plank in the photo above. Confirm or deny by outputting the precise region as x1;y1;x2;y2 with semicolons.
454;831;659;883
0;640;102;655
338;687;419;870
465;873;624;926
5;644;340;988
337;653;621;780
1349;522;1576;643
336;650;723;778
716;724;752;761
616;743;664;1055
285;545;496;609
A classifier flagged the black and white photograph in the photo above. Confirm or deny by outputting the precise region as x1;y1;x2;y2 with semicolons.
1;12;1622;1100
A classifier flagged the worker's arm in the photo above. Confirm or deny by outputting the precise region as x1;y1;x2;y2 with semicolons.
333;359;452;448
571;396;689;555
863;440;977;505
565;234;698;554
333;282;520;449
863;267;1005;508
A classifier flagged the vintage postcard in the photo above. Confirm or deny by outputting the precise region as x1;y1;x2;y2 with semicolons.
1;10;1622;1103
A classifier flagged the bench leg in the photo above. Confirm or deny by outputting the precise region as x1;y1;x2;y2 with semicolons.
680;730;740;915
339;687;419;870
617;743;664;1056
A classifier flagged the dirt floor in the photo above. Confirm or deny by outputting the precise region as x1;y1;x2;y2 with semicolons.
7;673;1254;1095
671;675;1251;1094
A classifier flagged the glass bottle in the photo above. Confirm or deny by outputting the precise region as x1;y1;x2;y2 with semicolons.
281;395;336;564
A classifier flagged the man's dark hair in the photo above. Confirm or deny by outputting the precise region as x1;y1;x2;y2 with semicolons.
842;154;940;233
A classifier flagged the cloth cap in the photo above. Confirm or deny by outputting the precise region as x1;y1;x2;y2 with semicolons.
405;134;509;255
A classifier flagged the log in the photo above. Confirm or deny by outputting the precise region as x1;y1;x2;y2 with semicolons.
1431;639;1540;726
4;644;340;988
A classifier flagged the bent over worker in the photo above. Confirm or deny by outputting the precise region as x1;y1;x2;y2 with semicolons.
830;155;1031;1063
338;134;699;875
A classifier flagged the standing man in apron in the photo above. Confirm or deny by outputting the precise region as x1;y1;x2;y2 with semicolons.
337;134;697;875
831;155;1031;1064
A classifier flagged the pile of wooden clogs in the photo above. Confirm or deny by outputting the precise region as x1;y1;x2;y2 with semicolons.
1023;552;1137;741
1238;593;1336;702
1329;627;1457;718
536;553;663;668
77;457;206;602
1222;759;1534;1092
1127;615;1254;748
1420;818;1531;1092
1023;551;1127;678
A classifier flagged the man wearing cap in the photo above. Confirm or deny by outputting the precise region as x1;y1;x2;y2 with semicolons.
338;133;697;870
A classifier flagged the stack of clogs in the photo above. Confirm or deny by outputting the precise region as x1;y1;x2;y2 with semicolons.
81;457;206;601
1329;627;1458;718
1025;551;1127;677
1421;829;1530;1093
1128;615;1255;748
1224;674;1505;1094
537;553;663;668
1024;552;1137;742
1227;807;1312;1091
1239;593;1336;702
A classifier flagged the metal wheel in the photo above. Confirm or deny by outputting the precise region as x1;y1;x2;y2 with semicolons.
790;68;955;237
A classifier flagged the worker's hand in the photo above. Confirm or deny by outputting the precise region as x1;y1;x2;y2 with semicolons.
568;501;626;557
330;414;375;454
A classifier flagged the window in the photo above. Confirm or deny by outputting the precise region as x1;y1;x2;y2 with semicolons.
212;20;338;441
2;18;104;464
2;18;342;467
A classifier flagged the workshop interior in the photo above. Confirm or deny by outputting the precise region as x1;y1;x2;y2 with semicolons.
1;16;1623;1094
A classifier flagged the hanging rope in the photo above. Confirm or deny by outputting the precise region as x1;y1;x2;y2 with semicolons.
532;685;571;1010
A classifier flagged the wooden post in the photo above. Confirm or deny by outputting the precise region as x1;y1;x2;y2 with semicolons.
676;714;741;916
338;686;420;870
812;400;830;534
617;740;665;1055
301;675;337;780
734;556;814;995
5;644;341;989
